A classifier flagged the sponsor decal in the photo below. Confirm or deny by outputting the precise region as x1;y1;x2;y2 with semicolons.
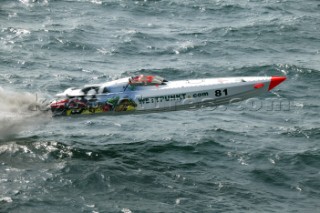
51;96;137;116
138;92;212;105
192;92;209;98
138;93;187;104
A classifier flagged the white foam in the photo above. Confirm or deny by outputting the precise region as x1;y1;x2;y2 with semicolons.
0;196;12;203
121;208;132;213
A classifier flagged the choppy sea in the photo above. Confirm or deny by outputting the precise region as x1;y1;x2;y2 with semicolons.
1;0;320;212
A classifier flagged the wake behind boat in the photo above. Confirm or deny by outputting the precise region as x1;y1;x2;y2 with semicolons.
50;75;286;116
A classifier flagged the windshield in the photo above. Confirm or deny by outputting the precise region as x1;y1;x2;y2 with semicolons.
102;87;109;93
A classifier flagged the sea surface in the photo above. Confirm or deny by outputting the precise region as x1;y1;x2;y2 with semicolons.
0;0;320;212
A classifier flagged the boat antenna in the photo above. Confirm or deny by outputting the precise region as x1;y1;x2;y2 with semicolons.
123;78;131;92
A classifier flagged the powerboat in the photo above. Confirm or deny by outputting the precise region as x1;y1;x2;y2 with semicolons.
50;75;286;116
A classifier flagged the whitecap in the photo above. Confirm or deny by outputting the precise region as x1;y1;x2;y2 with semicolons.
121;208;132;213
175;198;181;205
0;197;12;203
90;0;102;5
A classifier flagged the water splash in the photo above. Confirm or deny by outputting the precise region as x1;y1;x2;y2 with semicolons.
19;0;49;7
0;88;51;140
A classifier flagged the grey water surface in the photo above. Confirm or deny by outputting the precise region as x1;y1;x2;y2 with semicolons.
0;0;320;212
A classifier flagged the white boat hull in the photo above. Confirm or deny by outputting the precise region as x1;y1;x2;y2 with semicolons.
50;76;286;116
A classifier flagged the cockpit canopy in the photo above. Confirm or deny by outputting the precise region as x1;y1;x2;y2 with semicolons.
81;86;100;94
129;75;167;86
56;75;168;98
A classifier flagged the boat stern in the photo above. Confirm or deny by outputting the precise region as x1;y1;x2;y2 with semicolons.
50;99;69;116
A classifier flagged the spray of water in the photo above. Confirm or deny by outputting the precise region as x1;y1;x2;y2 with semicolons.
0;87;52;139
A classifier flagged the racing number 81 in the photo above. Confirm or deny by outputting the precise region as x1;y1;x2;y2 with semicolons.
215;89;228;97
